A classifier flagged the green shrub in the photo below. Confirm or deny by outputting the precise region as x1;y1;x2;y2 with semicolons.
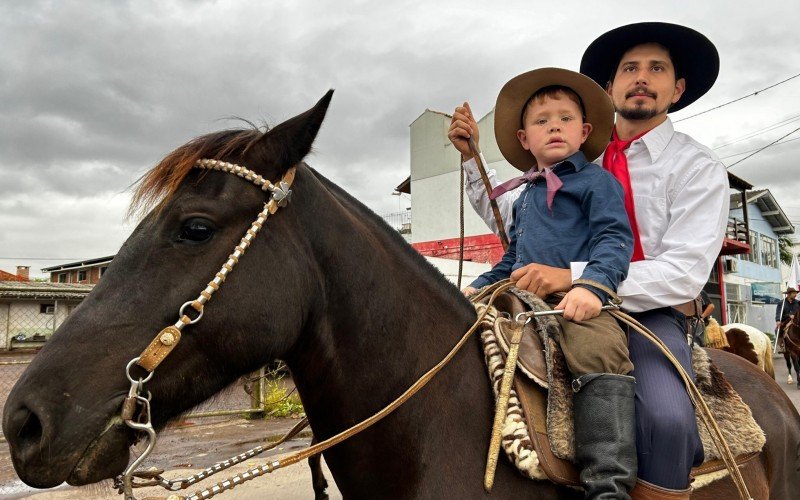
262;376;304;418
253;363;304;419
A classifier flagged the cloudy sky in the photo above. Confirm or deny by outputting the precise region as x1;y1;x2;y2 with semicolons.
1;0;799;278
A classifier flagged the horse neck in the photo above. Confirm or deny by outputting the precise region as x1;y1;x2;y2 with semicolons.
284;170;488;437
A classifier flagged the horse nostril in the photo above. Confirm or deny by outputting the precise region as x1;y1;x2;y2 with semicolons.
8;405;44;453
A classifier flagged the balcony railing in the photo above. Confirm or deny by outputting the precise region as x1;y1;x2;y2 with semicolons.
381;210;412;234
721;217;751;256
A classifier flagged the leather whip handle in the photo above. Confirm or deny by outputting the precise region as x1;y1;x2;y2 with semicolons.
468;137;509;250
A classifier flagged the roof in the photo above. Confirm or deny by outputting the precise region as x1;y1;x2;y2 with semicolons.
395;176;410;194
729;189;795;235
0;281;94;300
0;270;26;282
409;108;453;127
727;171;753;191
41;255;115;273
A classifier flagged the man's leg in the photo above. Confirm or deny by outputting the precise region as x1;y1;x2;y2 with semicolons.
627;308;704;489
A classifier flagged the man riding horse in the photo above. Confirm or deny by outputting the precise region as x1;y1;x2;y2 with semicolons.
449;22;728;499
776;286;800;352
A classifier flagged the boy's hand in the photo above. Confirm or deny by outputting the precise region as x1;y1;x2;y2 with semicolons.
448;102;480;158
462;286;478;297
510;264;572;298
555;287;602;322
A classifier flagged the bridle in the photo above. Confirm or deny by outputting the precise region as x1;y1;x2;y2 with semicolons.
118;158;296;499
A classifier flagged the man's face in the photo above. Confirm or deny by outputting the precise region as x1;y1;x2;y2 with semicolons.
607;43;686;121
790;292;798;301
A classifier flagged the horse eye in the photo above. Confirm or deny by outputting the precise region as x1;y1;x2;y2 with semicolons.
177;218;215;244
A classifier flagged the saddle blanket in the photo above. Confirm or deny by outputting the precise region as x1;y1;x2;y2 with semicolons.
477;288;765;489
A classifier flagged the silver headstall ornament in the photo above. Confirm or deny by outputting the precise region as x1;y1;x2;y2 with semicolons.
117;158;296;500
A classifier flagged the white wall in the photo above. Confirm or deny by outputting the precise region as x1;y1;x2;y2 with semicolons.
410;109;521;243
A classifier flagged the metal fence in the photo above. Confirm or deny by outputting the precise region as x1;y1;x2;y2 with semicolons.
0;356;275;443
0;358;32;443
381;210;412;234
0;300;81;351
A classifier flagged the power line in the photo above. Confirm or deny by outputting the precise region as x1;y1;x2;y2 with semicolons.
718;135;800;160
675;72;800;123
713;113;800;150
726;125;800;169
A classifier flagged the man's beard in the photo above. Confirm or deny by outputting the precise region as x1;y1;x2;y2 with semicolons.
617;96;671;121
618;106;660;120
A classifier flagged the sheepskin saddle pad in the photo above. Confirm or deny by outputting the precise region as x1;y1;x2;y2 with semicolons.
475;288;765;489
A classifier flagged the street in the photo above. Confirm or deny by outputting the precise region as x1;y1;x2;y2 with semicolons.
2;353;799;499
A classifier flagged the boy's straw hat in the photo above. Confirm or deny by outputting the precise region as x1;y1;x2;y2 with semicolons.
784;287;798;294
494;67;614;172
580;22;719;113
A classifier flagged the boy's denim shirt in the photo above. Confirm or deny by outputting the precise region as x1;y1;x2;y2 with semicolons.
471;151;634;303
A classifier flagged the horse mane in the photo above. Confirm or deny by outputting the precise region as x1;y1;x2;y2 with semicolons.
129;128;263;217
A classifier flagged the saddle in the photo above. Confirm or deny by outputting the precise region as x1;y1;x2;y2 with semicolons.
477;289;765;489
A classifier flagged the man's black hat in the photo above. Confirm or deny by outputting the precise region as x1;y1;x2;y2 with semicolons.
580;22;719;112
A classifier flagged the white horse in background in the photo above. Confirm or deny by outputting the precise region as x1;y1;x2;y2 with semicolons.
709;322;775;379
706;319;775;378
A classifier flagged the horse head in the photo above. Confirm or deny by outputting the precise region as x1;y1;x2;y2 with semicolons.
2;92;337;487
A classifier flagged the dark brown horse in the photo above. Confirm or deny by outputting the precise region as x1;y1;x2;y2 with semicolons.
3;93;800;498
782;316;800;389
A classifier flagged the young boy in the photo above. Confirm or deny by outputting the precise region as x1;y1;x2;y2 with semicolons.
464;68;638;499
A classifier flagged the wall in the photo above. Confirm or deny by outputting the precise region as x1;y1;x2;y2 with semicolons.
729;204;782;284
410;109;519;244
1;299;79;349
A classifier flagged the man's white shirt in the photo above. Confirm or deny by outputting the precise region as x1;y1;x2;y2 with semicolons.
462;117;730;312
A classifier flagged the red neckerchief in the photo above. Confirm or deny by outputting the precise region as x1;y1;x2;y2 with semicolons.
602;127;650;262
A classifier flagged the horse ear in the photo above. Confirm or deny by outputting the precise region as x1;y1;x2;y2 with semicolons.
251;90;334;173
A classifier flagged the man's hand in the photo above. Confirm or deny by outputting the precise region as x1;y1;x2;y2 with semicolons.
462;286;478;297
555;287;602;322
448;102;480;158
510;263;572;298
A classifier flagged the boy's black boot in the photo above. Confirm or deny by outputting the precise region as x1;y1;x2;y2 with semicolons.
573;373;637;499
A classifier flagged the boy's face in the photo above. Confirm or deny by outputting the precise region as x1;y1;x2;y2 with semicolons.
607;43;686;120
516;92;592;170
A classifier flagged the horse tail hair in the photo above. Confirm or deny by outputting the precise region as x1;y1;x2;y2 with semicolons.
704;318;729;349
763;334;775;379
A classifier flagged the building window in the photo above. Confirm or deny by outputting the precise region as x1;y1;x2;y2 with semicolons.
78;270;87;281
100;266;108;277
759;235;777;268
58;273;67;283
40;304;55;314
742;232;759;263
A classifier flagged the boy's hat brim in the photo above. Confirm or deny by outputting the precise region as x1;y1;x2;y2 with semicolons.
494;67;614;171
785;287;798;294
580;22;719;113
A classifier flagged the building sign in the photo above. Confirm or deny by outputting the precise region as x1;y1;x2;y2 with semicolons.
751;282;781;304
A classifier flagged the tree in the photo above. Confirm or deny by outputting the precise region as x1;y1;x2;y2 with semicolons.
779;236;795;266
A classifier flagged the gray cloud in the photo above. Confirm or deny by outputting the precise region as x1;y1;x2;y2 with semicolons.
2;0;800;277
